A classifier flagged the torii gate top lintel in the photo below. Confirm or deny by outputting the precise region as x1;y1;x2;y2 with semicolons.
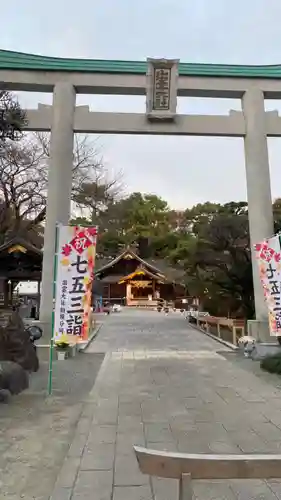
1;49;281;98
1;49;281;78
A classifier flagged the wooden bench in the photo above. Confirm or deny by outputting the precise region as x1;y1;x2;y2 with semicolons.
197;316;245;346
134;446;281;499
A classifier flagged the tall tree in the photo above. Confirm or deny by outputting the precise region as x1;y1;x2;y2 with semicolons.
0;92;26;145
96;192;172;257
181;202;254;318
184;202;222;235
273;198;281;233
72;169;123;223
101;192;170;237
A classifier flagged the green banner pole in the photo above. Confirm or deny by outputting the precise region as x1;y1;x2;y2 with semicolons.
47;224;59;396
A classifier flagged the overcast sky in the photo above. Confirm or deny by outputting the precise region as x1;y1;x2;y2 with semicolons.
2;0;281;209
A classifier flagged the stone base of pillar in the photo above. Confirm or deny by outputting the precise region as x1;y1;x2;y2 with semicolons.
247;319;274;342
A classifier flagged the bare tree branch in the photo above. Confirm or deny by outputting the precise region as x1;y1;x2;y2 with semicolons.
0;131;122;245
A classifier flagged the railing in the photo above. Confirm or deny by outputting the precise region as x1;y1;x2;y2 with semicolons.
128;298;159;308
134;446;281;500
195;315;245;346
103;297;126;306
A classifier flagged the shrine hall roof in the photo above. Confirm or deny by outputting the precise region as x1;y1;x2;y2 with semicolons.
118;265;166;283
0;237;42;257
95;248;185;284
2;49;281;79
144;259;185;283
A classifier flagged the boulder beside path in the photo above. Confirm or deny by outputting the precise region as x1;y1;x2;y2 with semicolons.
0;360;29;402
0;309;40;402
0;310;39;372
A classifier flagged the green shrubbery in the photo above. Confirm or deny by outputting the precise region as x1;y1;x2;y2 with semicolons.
260;353;281;374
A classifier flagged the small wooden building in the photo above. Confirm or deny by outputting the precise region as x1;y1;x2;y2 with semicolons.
0;237;42;308
95;247;186;307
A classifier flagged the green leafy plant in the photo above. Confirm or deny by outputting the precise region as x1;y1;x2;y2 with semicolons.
55;333;69;350
55;341;69;350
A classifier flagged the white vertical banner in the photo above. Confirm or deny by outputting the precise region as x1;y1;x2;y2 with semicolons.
53;224;97;342
254;234;281;335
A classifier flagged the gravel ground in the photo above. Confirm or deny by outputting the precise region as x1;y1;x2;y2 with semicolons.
0;351;104;499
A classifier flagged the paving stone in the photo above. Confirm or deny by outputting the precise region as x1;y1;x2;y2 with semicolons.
251;421;281;442
177;436;211;453
118;402;142;417
151;477;178;500
146;441;178;452
114;456;150;486
208;440;241;454
215;386;243;403
50;486;73;500
75;417;92;436
193;479;237;500
118;416;144;433
144;423;174;443
54;457;81;488
80;442;114;470
92;399;119;425
267;479;281;499
116;432;146;453
80;403;98;418
113;485;153;500
73;469;113;498
229;479;279;499
226;431;268;453
141;413;170;424
67;433;88;458
87;424;117;444
185;408;216;423
267;410;281;428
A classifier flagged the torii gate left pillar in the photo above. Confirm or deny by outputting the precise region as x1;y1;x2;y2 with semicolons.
39;83;75;337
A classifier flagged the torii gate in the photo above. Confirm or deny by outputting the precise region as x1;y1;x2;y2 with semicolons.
0;49;279;340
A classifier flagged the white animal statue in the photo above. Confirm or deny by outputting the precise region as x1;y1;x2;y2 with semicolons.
112;304;122;313
238;335;256;357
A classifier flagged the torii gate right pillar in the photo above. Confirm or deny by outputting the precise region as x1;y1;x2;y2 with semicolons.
243;88;274;341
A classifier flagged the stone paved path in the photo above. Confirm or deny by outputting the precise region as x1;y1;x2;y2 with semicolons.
52;310;281;500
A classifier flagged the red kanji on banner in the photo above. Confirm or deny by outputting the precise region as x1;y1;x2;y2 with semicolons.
70;230;92;255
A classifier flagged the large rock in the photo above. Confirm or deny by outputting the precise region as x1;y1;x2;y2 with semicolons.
0;310;39;372
0;360;29;402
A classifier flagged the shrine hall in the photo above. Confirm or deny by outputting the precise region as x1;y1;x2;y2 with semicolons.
94;247;187;307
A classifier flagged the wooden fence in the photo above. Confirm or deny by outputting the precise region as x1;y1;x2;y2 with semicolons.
195;315;245;346
127;298;160;308
134;446;281;500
